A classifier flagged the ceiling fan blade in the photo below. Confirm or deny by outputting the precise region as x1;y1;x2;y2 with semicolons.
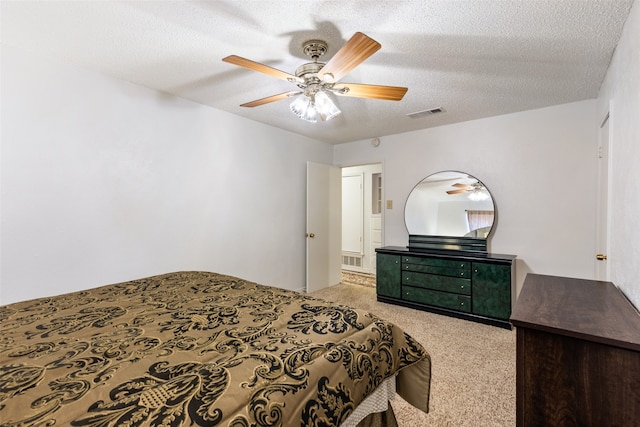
332;83;408;101
240;90;302;107
452;183;470;188
240;91;301;108
446;189;468;195
223;55;302;83
318;32;381;83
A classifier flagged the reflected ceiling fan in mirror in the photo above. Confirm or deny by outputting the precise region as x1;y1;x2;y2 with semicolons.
222;32;408;123
447;182;490;201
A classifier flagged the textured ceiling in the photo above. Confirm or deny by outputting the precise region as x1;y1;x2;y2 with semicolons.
1;0;634;144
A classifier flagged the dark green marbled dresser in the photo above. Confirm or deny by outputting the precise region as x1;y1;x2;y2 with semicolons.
376;246;516;328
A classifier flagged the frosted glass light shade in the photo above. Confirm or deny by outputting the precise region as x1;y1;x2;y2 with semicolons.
468;188;490;201
289;94;316;123
289;91;340;123
314;91;341;121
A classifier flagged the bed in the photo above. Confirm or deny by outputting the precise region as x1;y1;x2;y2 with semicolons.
0;271;430;426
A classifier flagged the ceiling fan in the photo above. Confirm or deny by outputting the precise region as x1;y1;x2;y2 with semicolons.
447;182;479;195
447;182;490;201
222;32;408;123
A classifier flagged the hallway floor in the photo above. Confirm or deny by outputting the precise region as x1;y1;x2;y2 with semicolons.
341;270;375;288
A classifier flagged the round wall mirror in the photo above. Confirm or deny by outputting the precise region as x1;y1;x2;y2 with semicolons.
404;171;495;238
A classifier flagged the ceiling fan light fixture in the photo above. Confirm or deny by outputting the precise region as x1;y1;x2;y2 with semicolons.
303;103;318;123
290;91;340;123
468;186;490;201
314;91;341;121
290;94;317;123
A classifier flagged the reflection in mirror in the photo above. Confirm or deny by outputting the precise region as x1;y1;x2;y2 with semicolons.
404;171;495;238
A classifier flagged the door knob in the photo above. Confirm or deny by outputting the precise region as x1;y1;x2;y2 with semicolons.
596;254;607;261
307;233;315;238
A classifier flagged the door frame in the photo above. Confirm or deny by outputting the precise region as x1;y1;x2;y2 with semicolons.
340;162;385;275
595;109;611;280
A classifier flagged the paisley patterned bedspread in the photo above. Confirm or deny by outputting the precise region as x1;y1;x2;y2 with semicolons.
0;271;430;427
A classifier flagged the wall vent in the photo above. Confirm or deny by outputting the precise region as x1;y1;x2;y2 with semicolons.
407;107;446;119
342;255;362;268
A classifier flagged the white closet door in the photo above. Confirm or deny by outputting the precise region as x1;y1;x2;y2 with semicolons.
342;174;364;254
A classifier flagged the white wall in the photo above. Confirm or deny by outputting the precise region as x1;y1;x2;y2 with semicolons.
335;100;598;298
4;5;638;311
1;46;332;304
597;0;640;309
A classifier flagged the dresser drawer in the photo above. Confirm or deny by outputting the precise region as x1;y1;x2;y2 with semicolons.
403;256;470;270
403;263;471;278
402;271;471;295
403;286;471;312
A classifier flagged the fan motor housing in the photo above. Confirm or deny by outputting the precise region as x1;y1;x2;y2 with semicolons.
295;62;327;91
295;62;324;78
297;39;329;86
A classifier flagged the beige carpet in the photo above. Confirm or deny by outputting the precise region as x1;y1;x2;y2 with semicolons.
309;283;516;427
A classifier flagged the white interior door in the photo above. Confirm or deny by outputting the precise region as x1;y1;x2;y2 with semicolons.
596;112;610;280
342;174;364;254
306;161;341;292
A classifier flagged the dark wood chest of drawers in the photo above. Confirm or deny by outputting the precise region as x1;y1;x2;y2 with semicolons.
376;246;516;328
510;274;640;426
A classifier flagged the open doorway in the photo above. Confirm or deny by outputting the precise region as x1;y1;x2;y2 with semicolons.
341;163;382;287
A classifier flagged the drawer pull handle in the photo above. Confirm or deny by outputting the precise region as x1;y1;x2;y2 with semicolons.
460;285;465;289
460;302;465;306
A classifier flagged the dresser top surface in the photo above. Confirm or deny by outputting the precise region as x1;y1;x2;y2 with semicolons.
376;246;516;262
510;273;640;351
